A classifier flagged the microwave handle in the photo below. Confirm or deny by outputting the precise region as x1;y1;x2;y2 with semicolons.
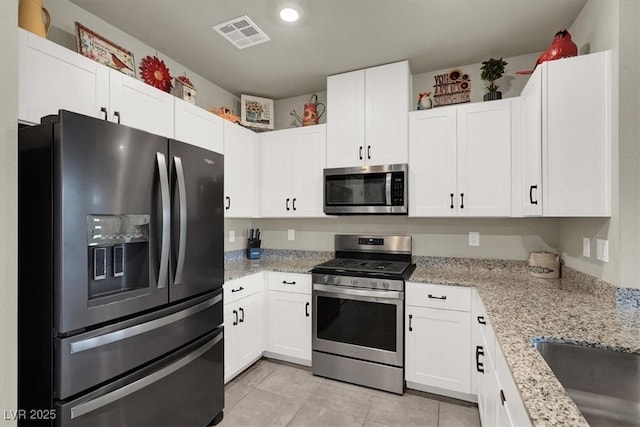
386;173;392;205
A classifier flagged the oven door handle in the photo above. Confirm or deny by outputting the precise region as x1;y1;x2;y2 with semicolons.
313;283;403;300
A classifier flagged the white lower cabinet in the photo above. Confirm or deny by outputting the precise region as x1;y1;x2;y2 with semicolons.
265;272;312;365
405;283;472;399
472;291;531;427
223;274;265;383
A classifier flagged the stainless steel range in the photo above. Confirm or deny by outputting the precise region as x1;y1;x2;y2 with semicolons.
311;235;415;394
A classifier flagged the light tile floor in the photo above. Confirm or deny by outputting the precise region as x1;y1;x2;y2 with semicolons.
220;359;481;427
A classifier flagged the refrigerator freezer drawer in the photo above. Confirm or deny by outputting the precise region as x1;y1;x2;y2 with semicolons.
56;328;224;426
56;292;222;400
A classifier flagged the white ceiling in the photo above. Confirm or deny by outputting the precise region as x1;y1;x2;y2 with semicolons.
69;0;587;100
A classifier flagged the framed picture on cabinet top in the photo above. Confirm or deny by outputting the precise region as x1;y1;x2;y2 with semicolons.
241;94;274;130
76;22;135;77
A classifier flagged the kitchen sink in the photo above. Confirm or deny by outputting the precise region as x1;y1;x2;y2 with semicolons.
535;341;640;427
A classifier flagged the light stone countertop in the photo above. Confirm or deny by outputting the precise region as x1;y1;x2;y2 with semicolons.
224;251;640;427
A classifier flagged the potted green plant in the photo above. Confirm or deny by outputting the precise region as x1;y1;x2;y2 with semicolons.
480;57;508;101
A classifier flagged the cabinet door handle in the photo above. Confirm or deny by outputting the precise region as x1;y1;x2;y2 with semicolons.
476;345;485;373
408;314;413;331
450;193;454;209
292;198;297;211
367;145;371;159
477;316;486;325
239;307;244;323
225;196;231;210
286;198;290;211
113;111;121;124
100;107;108;120
500;389;506;406
305;302;310;317
460;193;464;209
359;146;363;160
282;280;296;285
529;185;538;205
231;286;244;293
428;294;446;300
233;309;238;326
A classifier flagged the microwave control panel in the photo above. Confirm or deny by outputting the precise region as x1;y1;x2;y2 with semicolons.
391;173;405;206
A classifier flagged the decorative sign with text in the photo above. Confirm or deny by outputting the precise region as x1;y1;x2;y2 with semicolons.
432;69;471;107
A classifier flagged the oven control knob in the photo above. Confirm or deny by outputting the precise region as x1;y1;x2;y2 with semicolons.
331;276;340;285
322;275;329;283
370;280;377;288
382;281;390;289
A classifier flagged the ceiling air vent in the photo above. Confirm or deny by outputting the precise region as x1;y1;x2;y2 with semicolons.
213;15;270;49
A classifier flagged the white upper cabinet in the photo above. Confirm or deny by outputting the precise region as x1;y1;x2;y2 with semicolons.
327;61;411;168
18;28;109;124
326;69;365;167
108;70;175;138
457;101;512;216
410;99;512;217
174;99;224;153
409;106;457;216
517;51;612;217
543;51;612;217
223;121;260;218
261;125;326;217
519;67;543;216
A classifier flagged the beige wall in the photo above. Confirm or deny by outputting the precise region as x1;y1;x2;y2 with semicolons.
412;51;541;109
616;0;640;288
558;0;639;288
42;0;240;112
252;217;560;260
224;218;254;252
274;91;327;130
0;0;18;423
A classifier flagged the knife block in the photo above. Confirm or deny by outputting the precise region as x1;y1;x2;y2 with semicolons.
246;247;261;259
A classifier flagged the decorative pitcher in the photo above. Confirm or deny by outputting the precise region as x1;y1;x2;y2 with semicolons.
18;0;51;38
291;94;326;126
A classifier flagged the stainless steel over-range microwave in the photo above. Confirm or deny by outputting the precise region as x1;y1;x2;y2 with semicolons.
323;164;408;215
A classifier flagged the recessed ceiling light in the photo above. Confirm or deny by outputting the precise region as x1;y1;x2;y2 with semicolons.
279;7;299;22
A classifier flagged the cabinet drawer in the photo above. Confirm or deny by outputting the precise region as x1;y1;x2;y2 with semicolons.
472;291;496;366
267;272;311;294
406;282;471;312
224;272;264;305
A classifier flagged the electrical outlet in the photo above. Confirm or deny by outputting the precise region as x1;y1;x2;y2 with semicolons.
229;230;235;243
469;232;480;247
288;229;295;241
582;238;591;257
596;239;609;262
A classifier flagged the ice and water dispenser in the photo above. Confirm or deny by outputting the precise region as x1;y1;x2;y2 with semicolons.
87;214;150;301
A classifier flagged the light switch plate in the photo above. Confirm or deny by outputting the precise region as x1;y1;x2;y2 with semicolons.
582;238;591;257
229;230;235;243
288;229;295;241
596;239;609;262
469;232;480;247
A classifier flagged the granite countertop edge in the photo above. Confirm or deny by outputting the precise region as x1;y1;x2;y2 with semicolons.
224;252;640;427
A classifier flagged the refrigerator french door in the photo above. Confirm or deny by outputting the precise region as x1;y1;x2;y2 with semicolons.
19;110;223;334
18;110;225;426
168;139;224;303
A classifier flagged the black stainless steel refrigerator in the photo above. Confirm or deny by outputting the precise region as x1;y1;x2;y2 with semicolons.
18;110;225;426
